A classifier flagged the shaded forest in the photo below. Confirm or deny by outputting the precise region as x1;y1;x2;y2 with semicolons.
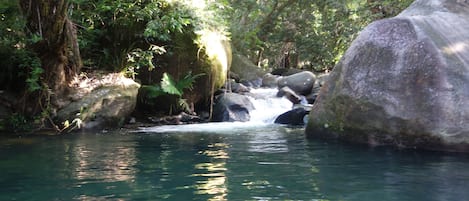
0;0;413;132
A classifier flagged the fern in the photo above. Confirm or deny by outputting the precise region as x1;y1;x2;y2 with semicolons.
160;71;204;97
161;72;183;96
176;71;204;91
145;85;166;98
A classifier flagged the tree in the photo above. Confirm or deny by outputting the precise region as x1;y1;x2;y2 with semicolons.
19;0;81;96
225;0;414;71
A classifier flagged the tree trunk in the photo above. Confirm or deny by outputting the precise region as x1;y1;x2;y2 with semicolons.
20;0;81;96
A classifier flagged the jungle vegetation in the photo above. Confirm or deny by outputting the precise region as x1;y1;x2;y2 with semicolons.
0;0;413;131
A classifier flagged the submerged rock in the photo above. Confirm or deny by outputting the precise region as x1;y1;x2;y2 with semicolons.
306;0;469;152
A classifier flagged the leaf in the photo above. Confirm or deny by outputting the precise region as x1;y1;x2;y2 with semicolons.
145;85;166;98
161;73;182;96
63;120;70;129
176;71;204;91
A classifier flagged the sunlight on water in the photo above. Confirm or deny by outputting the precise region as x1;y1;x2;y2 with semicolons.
192;143;229;201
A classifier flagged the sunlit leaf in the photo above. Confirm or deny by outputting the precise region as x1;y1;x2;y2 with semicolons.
161;73;182;96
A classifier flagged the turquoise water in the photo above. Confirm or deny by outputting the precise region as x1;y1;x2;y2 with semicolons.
1;124;468;201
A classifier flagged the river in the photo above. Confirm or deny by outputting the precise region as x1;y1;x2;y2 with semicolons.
0;89;468;200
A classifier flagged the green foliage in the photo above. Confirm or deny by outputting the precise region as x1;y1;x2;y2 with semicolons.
0;0;414;122
143;3;195;41
224;0;414;71
143;71;204;114
126;45;167;78
71;0;224;75
5;113;30;133
0;1;43;92
24;60;43;92
160;72;204;97
161;73;182;96
145;85;166;99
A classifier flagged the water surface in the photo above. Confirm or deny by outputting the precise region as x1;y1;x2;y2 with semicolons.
1;124;468;201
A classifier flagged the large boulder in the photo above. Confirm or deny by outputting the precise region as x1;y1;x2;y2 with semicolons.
277;71;316;95
231;53;265;84
212;93;255;122
57;74;140;130
306;0;469;152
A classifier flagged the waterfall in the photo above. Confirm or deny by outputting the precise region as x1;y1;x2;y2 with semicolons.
246;88;293;123
138;88;293;133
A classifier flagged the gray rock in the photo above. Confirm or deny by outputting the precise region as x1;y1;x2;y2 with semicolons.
225;79;250;93
306;0;469;152
212;93;255;122
261;73;281;88
231;54;265;82
277;86;302;104
57;77;140;130
315;73;330;87
242;77;262;88
277;71;316;95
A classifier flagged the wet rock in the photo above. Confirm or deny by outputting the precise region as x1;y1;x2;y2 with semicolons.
304;93;318;105
306;0;469;152
148;112;206;125
275;107;309;126
277;86;302;104
224;79;250;94
241;77;263;88
212;93;255;122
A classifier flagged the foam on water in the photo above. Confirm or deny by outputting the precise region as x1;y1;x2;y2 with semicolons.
138;88;293;133
246;88;293;123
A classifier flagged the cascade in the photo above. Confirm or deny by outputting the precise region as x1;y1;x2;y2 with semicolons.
246;88;293;123
139;88;293;133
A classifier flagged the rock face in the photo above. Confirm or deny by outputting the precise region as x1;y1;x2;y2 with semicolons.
57;74;140;130
306;0;469;152
212;93;255;122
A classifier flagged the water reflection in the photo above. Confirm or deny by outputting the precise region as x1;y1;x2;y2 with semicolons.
2;128;469;201
305;142;469;201
193;142;229;201
72;135;137;185
247;129;288;153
